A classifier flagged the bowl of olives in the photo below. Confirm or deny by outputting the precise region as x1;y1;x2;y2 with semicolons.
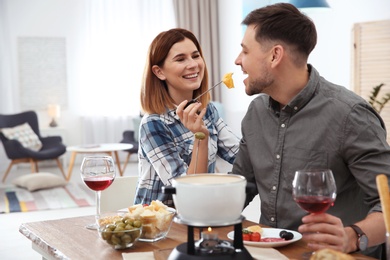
98;213;142;249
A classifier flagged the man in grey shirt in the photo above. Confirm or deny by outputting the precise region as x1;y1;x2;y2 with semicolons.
233;3;390;258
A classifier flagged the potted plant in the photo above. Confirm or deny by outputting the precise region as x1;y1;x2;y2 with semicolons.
368;83;389;114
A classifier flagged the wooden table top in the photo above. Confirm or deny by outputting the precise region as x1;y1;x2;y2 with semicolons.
19;215;375;260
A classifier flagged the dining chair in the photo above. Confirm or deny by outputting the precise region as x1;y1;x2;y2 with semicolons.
376;174;390;260
120;129;139;173
0;110;67;182
100;176;138;213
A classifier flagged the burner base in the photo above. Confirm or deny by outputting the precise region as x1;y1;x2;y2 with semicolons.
168;243;253;260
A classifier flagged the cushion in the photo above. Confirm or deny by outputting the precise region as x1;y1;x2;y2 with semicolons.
12;172;67;191
1;122;42;151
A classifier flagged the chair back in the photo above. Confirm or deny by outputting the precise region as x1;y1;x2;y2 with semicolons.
0;111;40;143
377;174;390;234
100;176;138;213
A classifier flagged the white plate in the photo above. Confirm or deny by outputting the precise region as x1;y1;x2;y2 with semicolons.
227;228;302;248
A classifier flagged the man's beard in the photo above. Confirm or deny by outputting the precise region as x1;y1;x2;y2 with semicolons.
246;74;273;96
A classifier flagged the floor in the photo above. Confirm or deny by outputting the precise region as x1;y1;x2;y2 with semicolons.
0;157;260;260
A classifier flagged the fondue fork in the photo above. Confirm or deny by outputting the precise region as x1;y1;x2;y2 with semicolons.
183;81;223;109
168;81;223;115
193;132;206;174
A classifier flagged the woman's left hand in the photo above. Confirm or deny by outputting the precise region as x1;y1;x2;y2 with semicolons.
298;213;350;253
176;100;208;136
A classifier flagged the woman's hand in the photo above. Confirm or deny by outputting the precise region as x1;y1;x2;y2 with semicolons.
176;100;209;174
176;100;208;136
298;213;351;253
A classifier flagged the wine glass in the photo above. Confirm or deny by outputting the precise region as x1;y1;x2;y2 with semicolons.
80;156;116;230
292;169;337;214
292;169;337;258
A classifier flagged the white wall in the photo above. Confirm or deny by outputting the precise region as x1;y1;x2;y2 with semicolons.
5;0;86;146
3;0;390;145
218;0;390;137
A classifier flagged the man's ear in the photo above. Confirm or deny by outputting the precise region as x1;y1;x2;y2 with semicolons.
270;44;284;67
152;65;166;80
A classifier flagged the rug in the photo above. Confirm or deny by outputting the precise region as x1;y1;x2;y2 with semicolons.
0;183;96;213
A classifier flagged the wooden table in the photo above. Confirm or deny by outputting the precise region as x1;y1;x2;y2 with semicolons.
66;143;133;180
19;215;375;260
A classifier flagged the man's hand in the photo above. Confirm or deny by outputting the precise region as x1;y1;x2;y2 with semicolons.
298;213;351;253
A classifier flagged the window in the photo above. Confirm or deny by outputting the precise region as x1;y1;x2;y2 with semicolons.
352;19;390;142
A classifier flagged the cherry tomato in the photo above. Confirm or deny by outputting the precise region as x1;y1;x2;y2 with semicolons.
242;233;251;241
250;232;261;242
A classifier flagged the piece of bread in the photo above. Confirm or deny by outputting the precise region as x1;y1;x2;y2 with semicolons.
310;249;355;260
246;225;263;234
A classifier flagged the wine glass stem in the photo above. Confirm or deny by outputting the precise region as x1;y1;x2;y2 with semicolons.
95;190;101;226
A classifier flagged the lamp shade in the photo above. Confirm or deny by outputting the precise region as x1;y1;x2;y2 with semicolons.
290;0;330;8
47;104;60;118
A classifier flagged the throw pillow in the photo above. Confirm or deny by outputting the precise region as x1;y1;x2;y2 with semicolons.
12;172;67;192
1;122;42;151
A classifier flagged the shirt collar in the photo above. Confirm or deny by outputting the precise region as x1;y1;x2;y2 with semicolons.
269;64;320;115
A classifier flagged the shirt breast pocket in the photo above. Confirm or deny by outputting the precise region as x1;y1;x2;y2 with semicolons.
282;147;329;190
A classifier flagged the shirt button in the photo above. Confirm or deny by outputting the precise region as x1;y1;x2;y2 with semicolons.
272;186;276;191
281;123;285;128
294;106;298;110
271;217;275;222
276;154;280;159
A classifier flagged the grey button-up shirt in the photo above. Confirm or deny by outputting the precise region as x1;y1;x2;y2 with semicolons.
233;65;390;232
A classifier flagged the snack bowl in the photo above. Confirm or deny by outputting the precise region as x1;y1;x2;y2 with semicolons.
98;214;142;249
139;207;176;242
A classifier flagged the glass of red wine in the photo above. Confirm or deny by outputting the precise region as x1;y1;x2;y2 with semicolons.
80;156;116;230
292;169;337;258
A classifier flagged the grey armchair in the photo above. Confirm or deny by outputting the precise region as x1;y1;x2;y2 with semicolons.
0;111;66;182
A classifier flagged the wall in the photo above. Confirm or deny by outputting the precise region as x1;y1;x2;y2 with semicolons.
2;0;390;148
218;0;390;136
4;0;86;147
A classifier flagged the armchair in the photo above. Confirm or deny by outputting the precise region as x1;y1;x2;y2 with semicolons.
0;111;67;182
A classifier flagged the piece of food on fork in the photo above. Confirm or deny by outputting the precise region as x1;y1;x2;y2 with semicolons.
183;72;235;109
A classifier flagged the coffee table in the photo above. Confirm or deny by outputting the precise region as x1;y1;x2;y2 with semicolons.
66;143;133;181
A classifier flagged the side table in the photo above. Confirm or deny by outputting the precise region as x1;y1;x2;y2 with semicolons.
66;143;133;181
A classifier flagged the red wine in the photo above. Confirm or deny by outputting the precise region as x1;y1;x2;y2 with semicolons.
83;177;114;191
294;195;334;213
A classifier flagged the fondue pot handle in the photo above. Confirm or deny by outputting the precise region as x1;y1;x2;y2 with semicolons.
245;182;257;194
161;185;176;194
245;182;258;208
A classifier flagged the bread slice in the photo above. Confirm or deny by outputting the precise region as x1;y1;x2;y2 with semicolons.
310;248;355;260
246;225;263;234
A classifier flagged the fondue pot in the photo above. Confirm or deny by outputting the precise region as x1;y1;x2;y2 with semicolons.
162;174;247;226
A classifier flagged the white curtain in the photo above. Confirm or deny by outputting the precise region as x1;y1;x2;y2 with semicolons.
76;0;176;117
0;0;15;169
81;116;135;144
173;0;221;101
77;0;176;143
0;0;15;114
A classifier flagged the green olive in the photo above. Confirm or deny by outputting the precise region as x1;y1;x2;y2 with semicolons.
100;215;142;248
194;132;206;140
124;224;134;230
122;234;133;244
133;220;142;228
124;219;134;226
111;235;121;245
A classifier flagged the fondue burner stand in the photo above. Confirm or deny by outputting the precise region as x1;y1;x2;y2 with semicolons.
168;216;252;260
